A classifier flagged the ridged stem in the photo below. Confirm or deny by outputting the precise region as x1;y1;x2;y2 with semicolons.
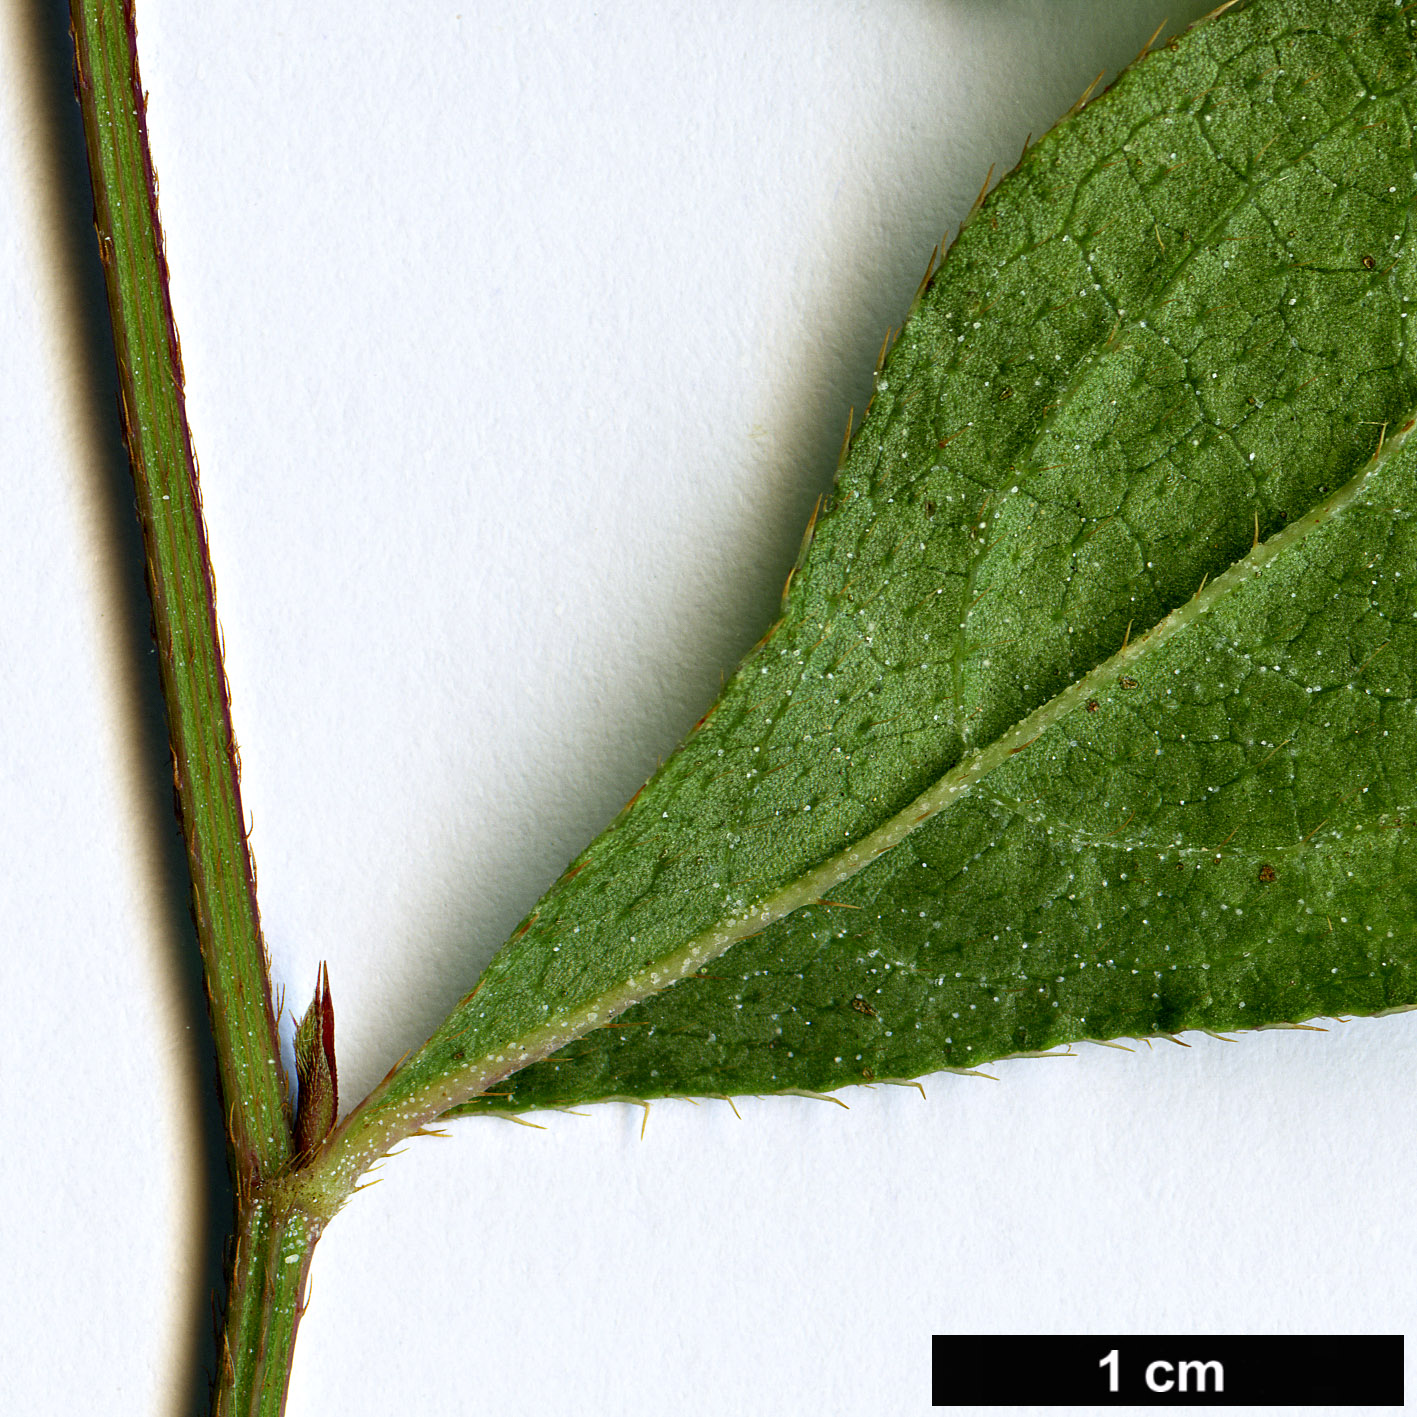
68;0;291;1187
68;0;303;1409
216;1199;320;1417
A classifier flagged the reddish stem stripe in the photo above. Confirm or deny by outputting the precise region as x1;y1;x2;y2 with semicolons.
69;0;291;1184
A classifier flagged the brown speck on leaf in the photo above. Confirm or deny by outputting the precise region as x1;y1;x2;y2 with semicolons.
1086;698;1100;712
1119;675;1138;690
1363;255;1376;270
1259;863;1277;883
850;997;878;1017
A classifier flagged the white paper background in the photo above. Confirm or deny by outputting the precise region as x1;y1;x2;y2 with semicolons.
3;2;1415;1414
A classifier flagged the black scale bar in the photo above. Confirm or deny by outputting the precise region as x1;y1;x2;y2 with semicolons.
933;1335;1404;1406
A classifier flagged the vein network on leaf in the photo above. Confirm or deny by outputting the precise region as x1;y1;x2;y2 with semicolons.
323;0;1417;1133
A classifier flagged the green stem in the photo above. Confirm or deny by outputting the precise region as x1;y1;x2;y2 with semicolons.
69;0;305;1406
216;1197;321;1417
68;0;291;1182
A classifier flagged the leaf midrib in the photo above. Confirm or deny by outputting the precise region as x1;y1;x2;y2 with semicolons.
405;407;1415;1121
305;8;1417;1200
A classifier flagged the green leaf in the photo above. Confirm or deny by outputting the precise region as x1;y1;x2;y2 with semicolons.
341;0;1417;1140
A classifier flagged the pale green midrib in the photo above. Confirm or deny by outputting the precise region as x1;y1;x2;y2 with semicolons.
312;409;1414;1198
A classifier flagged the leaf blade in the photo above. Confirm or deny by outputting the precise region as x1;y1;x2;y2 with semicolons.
458;417;1417;1109
322;0;1417;1159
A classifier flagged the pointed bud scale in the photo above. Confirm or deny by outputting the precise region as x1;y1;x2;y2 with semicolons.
293;962;338;1158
